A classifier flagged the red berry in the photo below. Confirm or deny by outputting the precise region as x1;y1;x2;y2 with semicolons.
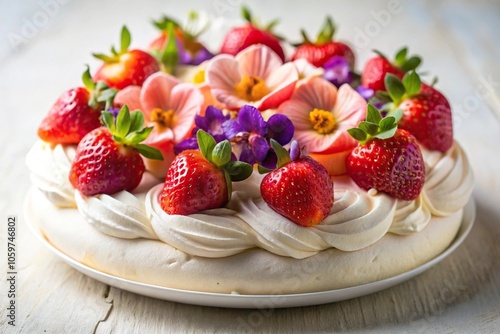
398;84;453;152
37;87;102;145
292;42;354;68
361;56;404;92
69;127;145;196
261;156;334;227
346;129;425;201
220;24;285;62
160;150;228;215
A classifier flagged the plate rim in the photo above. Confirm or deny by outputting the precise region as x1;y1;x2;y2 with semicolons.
25;194;476;308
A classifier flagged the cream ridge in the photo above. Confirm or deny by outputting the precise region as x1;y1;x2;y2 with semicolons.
26;140;474;259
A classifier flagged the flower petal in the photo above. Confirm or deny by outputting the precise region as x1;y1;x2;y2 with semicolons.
278;99;314;131
222;120;244;140
333;84;367;125
256;62;298;111
250;135;269;162
292;59;324;80
114;85;143;113
140;72;181;113
239;144;256;165
267;114;294;145
206;54;244;109
238;105;267;136
292;76;337;111
168;83;204;143
174;137;199;154
236;44;283;79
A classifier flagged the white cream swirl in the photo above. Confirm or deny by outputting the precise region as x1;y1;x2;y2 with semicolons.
74;172;160;239
146;176;396;259
26;140;76;207
421;142;474;216
390;194;431;235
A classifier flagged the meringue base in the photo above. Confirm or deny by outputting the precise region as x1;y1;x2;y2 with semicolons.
25;187;463;295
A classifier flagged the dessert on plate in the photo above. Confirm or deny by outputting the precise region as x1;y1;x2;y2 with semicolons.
25;9;474;295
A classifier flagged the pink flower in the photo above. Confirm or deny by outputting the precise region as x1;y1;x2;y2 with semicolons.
277;76;366;175
115;72;204;177
206;44;298;111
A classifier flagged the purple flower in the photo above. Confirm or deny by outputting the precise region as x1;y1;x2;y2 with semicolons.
176;38;214;66
355;85;375;101
174;106;230;154
323;56;352;87
222;105;294;168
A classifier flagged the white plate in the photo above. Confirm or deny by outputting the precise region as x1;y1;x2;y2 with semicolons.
27;199;475;309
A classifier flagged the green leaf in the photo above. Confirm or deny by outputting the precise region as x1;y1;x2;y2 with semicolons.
116;106;131;138
366;104;382;124
385;74;406;103
96;88;118;110
402;71;422;96
270;139;291;169
101;111;115;132
93;53;113;62
373;91;392;103
120;26;131;53
160;23;178;73
257;165;273;174
394;47;408;66
347;128;368;142
133;144;164;160
224;170;232;202
401;56;421;72
128;111;144;133
196;129;216;162
241;6;253;23
226;161;253;181
125;126;153;144
379;117;396;132
374;127;397;140
81;65;95;91
386;108;403;123
212;140;232;167
359;121;379;136
317;16;335;44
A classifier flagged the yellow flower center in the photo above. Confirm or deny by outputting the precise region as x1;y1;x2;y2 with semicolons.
234;75;268;101
309;108;337;135
193;69;205;84
150;108;176;130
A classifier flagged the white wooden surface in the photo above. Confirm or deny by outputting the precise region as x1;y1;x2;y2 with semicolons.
1;0;500;332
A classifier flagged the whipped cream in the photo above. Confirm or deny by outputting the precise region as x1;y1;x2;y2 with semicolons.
26;141;76;207
30;139;474;259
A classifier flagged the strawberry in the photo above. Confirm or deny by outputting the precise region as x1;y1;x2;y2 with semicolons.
220;7;285;62
384;72;453;152
361;47;421;92
291;17;354;68
160;130;253;215
93;26;160;90
38;67;116;145
346;105;425;201
260;140;334;227
69;106;163;196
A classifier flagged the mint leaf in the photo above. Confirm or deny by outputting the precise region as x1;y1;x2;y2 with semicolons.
359;121;379;136
226;161;253;181
116;106;131;138
270;139;291;168
196;129;216;162
385;74;405;103
212;140;232;167
347;128;368;142
134;144;163;160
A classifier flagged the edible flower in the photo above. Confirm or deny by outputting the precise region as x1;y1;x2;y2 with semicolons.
205;44;298;111
322;56;352;87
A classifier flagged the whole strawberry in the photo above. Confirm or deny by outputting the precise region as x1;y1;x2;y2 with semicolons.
160;130;253;215
361;47;421;92
38;67;116;145
93;26;160;90
69;106;163;196
384;72;453;152
346;105;425;201
220;7;285;62
291;17;355;68
260;140;334;227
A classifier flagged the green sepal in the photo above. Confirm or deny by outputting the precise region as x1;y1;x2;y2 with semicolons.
92;53;115;62
152;15;180;31
400;56;421;72
212;140;232;167
120;26;131;53
160;22;179;73
270;139;291;169
347;104;401;144
386;108;403;123
402;71;422;96
104;106;163;161
241;6;253;24
223;170;233;202
316;16;336;45
258;165;273;174
82;65;95;91
385;74;406;103
394;47;408;66
226;161;254;181
197;129;216;162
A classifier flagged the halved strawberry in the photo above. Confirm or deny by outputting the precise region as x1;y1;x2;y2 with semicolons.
260;140;334;227
38;67;116;145
69;106;163;196
291;16;355;68
384;72;453;152
346;105;425;200
160;130;253;215
220;7;285;62
93;26;160;90
361;47;421;92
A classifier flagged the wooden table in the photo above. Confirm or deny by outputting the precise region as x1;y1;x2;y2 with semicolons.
1;0;499;332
